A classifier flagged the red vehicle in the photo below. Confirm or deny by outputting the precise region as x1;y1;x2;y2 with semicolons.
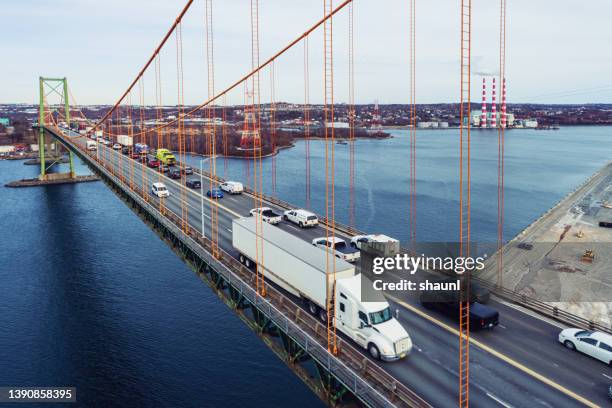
147;158;160;168
129;152;140;159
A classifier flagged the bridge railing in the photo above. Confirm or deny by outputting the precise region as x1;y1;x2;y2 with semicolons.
52;128;431;408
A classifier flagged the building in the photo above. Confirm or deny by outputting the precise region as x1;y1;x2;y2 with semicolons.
471;110;514;128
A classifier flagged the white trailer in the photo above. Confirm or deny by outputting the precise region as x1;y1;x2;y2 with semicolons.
117;135;133;147
232;217;412;361
94;130;103;137
86;140;97;151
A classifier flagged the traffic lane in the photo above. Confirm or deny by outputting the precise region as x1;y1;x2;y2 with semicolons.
374;267;602;407
480;299;612;406
386;297;584;408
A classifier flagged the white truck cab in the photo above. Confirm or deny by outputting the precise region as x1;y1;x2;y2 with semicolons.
351;234;400;250
312;237;360;263
220;181;244;194
335;274;412;361
152;182;170;198
283;209;319;227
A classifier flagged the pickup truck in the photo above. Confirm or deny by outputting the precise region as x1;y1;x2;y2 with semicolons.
312;237;361;263
283;209;318;227
249;207;282;225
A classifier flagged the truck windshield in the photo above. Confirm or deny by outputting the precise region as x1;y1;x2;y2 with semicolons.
334;242;346;250
369;307;392;325
307;216;317;220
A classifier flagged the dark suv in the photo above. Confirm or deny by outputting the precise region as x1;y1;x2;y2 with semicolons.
186;179;201;189
420;282;499;331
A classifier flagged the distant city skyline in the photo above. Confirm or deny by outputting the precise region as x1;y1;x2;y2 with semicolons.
1;0;611;105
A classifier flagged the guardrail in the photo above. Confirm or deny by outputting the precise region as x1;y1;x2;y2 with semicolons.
49;127;431;408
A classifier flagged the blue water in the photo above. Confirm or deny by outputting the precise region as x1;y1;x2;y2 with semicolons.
2;126;611;407
191;126;612;243
0;160;322;407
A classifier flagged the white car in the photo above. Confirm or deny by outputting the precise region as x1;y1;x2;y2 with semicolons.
558;329;612;365
249;207;281;225
350;234;400;250
152;182;170;198
283;209;318;228
312;237;360;263
112;143;122;150
219;181;244;194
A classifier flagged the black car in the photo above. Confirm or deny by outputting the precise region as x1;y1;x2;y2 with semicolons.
186;179;201;189
122;147;130;155
517;242;534;250
168;169;182;179
158;164;170;173
421;288;499;330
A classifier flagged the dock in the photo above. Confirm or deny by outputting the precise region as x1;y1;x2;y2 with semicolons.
6;174;100;188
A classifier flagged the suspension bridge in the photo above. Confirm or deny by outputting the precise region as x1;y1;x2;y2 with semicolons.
32;1;607;407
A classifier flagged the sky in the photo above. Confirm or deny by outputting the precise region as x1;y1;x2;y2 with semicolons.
1;0;611;105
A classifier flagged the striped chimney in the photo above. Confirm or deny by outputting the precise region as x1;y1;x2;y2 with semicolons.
481;78;487;128
501;78;507;128
490;77;497;128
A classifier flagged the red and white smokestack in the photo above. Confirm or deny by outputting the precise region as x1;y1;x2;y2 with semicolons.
481;78;487;128
501;77;507;128
490;77;497;128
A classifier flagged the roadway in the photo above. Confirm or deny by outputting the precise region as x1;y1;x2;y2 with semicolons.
64;130;610;407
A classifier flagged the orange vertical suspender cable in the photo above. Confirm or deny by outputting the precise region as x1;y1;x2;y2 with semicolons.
250;0;265;296
176;22;189;232
348;1;355;229
304;36;311;209
458;0;472;406
496;0;507;288
205;0;219;257
323;0;338;355
270;61;277;196
409;0;417;250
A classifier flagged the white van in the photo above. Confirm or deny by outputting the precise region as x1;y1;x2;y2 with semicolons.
219;181;243;194
283;209;319;228
152;182;170;198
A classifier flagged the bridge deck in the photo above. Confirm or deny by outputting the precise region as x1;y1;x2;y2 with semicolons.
45;126;607;408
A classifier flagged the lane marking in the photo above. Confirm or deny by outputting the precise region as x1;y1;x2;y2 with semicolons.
603;373;612;381
486;393;514;408
387;295;599;408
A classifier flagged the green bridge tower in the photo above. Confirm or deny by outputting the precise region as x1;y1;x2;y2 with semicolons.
38;77;75;180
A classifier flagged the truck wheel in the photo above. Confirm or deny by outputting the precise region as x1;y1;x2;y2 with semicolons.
299;222;304;228
368;343;381;360
307;301;318;316
564;341;576;351
245;258;251;268
283;215;288;221
239;254;245;264
318;309;328;323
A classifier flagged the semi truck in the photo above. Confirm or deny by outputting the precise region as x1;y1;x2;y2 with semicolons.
232;217;412;361
117;135;133;147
